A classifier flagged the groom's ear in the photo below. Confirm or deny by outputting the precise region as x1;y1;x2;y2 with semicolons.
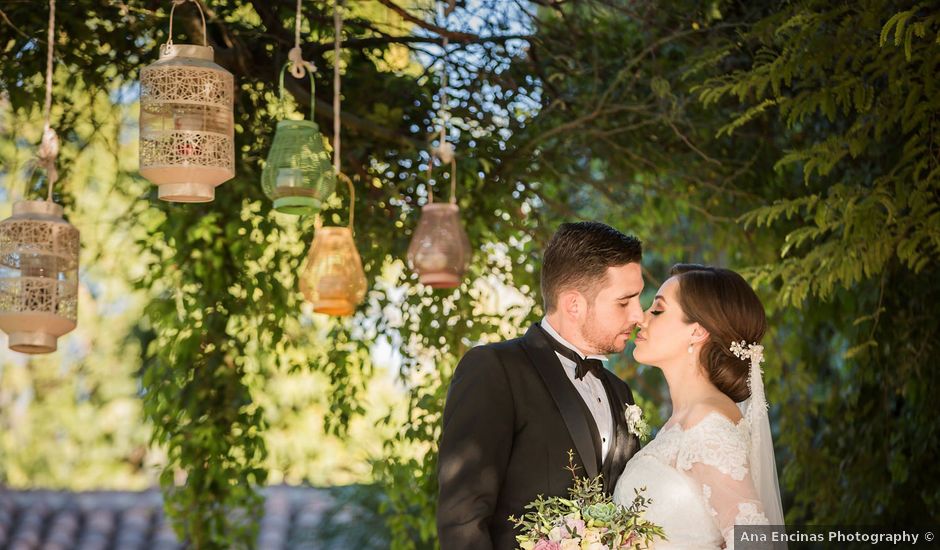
690;324;710;345
558;289;587;319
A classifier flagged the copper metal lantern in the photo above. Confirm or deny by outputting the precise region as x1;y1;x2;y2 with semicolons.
139;0;234;202
0;200;79;354
261;67;335;215
298;174;367;316
407;157;471;288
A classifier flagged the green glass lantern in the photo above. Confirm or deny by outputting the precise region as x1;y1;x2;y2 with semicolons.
261;66;335;215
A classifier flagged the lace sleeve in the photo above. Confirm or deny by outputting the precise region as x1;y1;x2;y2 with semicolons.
677;414;769;549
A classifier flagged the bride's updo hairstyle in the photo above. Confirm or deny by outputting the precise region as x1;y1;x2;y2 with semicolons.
669;264;766;402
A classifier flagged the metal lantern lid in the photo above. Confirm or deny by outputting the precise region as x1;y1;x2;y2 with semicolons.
139;0;235;203
261;66;335;215
407;157;472;289
298;174;367;316
0;200;80;354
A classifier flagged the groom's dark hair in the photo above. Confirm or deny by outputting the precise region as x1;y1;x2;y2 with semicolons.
540;222;642;312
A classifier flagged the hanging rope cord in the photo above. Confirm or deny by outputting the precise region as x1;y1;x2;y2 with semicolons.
438;35;449;152
295;0;303;49
36;0;59;201
427;7;457;205
333;0;355;230
277;0;315;120
287;0;314;78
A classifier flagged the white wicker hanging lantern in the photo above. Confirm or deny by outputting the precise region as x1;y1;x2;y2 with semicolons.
139;0;234;202
0;200;79;354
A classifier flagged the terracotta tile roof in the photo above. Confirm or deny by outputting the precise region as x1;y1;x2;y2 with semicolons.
0;485;360;549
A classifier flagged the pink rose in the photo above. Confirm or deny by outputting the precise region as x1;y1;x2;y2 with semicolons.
533;540;562;550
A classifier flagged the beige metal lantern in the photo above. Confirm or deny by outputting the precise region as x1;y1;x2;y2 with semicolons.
139;0;234;202
407;156;472;288
299;174;367;316
0;201;79;354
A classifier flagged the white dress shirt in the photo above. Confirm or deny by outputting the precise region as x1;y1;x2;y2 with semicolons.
541;317;613;462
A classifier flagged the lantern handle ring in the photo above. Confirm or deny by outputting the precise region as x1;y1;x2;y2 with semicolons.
335;171;355;231
278;62;316;121
166;0;208;48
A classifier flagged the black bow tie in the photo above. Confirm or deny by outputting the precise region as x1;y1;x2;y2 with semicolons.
539;325;605;380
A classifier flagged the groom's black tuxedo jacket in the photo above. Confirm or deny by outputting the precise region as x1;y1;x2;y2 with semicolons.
436;323;641;550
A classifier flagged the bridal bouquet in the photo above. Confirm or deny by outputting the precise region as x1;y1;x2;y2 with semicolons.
509;452;664;550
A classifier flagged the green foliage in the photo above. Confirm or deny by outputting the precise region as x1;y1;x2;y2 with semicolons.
690;0;940;523
697;0;940;306
0;74;155;490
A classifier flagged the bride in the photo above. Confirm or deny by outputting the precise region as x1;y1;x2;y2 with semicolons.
613;264;785;549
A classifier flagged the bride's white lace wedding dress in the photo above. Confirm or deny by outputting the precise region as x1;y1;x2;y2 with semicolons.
612;411;769;550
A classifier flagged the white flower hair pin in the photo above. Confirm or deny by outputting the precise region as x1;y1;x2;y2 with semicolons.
730;340;764;367
730;340;769;426
624;404;650;441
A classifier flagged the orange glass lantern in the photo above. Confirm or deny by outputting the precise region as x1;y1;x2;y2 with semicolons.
299;174;367;316
407;157;471;288
139;0;235;202
0;200;79;354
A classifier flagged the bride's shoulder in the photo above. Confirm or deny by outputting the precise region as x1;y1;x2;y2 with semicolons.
681;396;743;431
674;398;751;479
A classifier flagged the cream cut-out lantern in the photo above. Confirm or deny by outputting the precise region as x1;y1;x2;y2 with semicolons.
0;200;79;354
407;156;472;288
139;0;234;202
299;174;367;316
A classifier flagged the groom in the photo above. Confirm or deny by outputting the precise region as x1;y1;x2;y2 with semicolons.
437;221;645;550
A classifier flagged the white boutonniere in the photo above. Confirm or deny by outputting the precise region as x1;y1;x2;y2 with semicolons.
624;403;650;441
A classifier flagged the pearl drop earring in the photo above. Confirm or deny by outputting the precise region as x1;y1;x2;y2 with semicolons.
688;343;694;354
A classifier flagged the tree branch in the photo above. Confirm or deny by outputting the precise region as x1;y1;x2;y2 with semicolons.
374;0;478;42
0;8;31;41
302;33;531;57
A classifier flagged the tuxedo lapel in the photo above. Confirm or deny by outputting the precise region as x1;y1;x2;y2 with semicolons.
600;374;621;471
521;324;599;480
574;389;604;473
599;369;639;493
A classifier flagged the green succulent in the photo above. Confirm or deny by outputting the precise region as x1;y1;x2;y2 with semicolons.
583;502;618;525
